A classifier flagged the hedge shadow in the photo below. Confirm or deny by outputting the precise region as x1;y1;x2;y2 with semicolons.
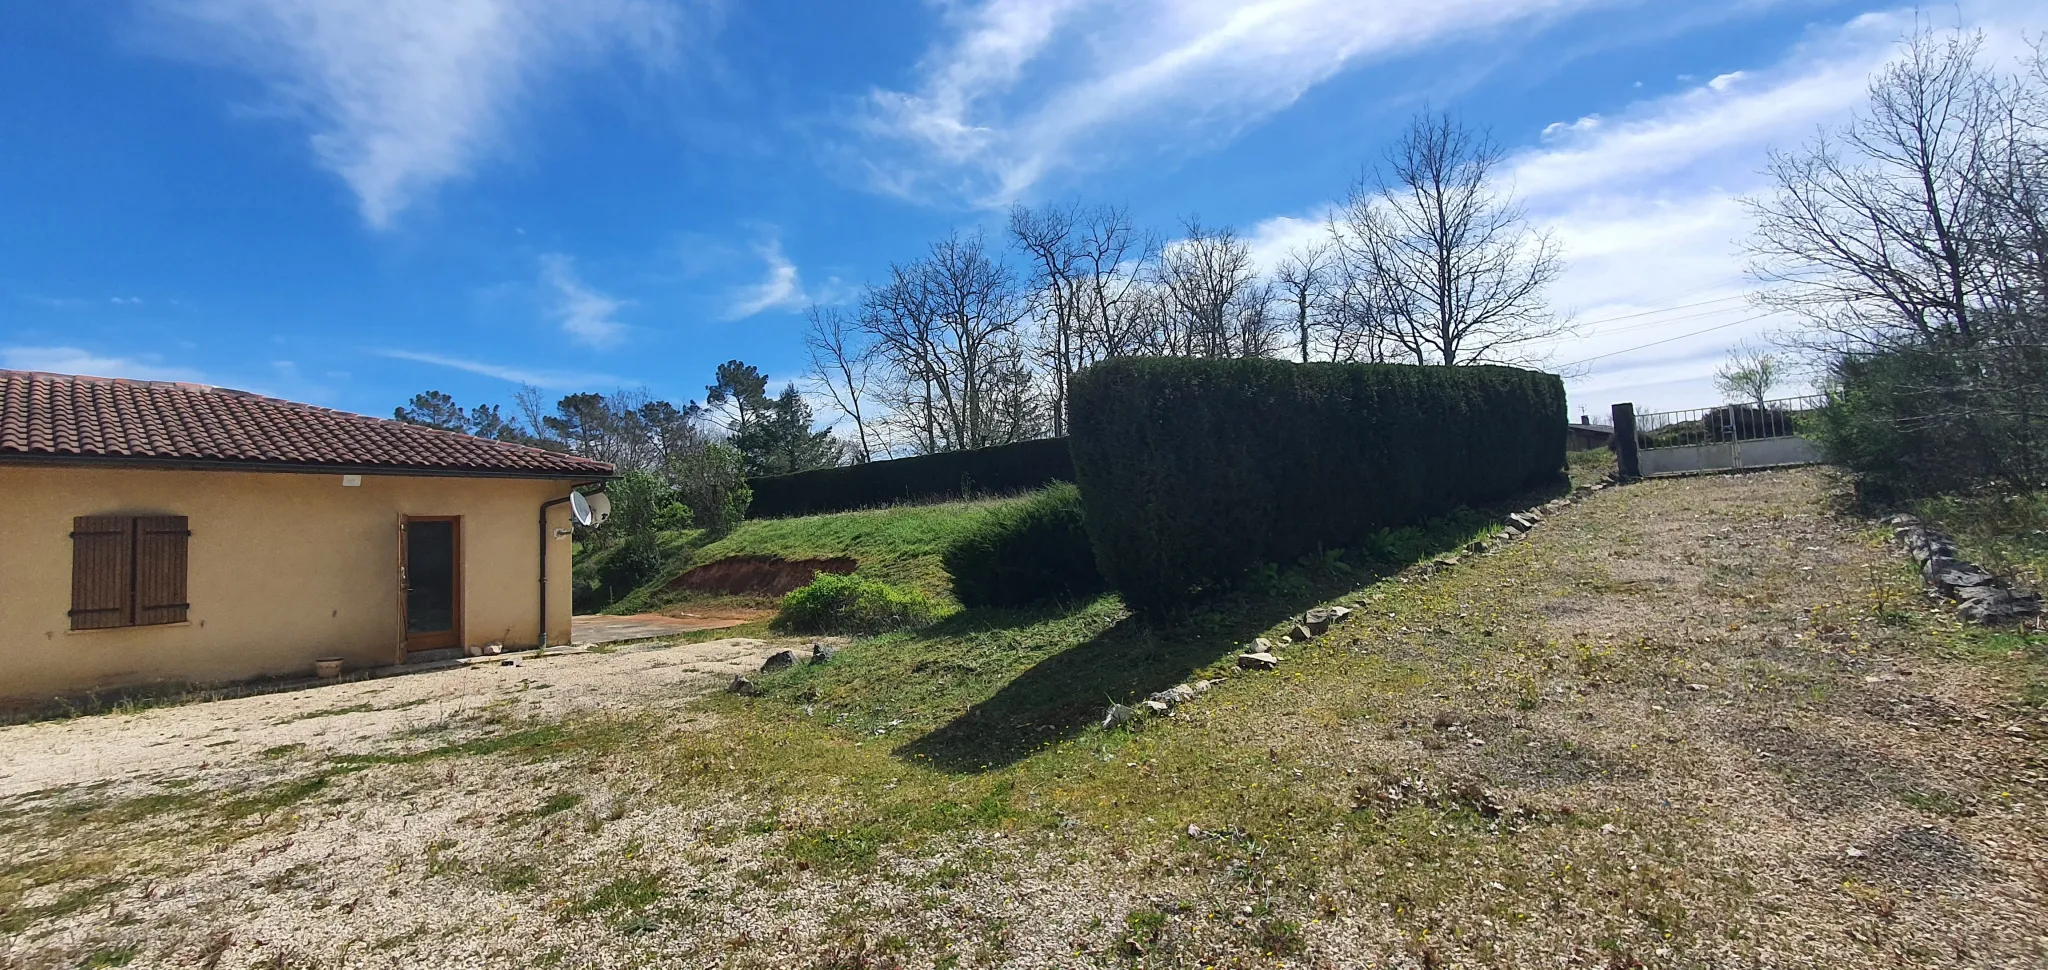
892;480;1568;773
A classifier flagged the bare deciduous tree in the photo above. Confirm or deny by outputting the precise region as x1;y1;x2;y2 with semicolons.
1981;41;2048;334
1746;28;1998;350
1010;202;1158;433
1746;27;2048;491
1009;203;1083;436
859;232;1035;454
1272;241;1331;363
1331;110;1569;365
511;384;555;446
1154;219;1277;359
804;305;878;463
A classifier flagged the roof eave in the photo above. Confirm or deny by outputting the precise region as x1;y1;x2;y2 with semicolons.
0;452;617;481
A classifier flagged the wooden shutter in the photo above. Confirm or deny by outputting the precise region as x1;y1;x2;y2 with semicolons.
134;516;191;626
70;516;134;630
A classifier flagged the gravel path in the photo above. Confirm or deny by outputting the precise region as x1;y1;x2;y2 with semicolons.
0;637;784;799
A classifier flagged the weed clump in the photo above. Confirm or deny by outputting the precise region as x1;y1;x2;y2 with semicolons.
771;573;939;635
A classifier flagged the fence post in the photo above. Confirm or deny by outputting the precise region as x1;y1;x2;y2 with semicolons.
1612;403;1640;481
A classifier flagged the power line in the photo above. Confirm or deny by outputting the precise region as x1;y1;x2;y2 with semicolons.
1558;312;1777;369
1582;303;1761;339
1571;293;1752;330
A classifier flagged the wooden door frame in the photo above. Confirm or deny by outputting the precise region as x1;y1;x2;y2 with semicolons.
399;515;464;653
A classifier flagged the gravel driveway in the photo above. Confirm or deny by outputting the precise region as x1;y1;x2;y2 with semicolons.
0;637;786;799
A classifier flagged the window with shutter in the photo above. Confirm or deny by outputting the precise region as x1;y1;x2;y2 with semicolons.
134;516;191;626
69;516;134;630
69;514;191;630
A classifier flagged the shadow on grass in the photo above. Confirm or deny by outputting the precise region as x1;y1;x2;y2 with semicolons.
894;587;1340;773
895;477;1572;773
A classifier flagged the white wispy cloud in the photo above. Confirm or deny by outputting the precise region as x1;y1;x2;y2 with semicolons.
1;346;205;382
1529;1;2048;410
17;294;147;309
1539;114;1602;141
140;0;688;228
726;237;808;319
1506;39;1885;203
539;253;627;348
858;0;1620;205
373;348;619;389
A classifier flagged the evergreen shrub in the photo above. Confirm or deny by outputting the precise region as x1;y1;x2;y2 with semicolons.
942;483;1103;608
1066;357;1565;611
747;437;1073;518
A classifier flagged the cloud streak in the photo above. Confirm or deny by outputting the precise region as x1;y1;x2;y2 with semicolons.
142;0;687;228
726;237;808;319
0;346;205;382
373;348;619;389
858;0;1618;205
539;253;627;348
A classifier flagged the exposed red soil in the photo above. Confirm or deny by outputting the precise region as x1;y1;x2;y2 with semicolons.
666;555;858;597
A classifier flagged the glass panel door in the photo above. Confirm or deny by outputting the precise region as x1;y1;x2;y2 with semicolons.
402;518;460;650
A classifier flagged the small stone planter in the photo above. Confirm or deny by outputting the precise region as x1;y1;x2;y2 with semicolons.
313;658;345;679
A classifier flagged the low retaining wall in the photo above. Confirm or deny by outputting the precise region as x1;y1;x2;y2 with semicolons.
1884;514;2041;624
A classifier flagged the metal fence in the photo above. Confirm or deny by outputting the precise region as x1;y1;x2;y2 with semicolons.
1634;394;1825;450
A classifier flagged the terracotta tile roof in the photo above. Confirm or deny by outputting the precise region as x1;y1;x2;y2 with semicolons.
0;370;614;479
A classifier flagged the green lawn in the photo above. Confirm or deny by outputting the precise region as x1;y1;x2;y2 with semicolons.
1565;446;1616;487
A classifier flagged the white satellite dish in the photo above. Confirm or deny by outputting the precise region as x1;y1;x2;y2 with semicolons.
569;490;593;527
585;491;612;526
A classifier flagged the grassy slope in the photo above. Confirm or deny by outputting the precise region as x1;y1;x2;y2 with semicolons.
605;495;1025;615
611;450;1615;618
697;497;1019;594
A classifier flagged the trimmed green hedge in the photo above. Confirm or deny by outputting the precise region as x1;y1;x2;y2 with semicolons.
747;438;1074;518
1067;358;1565;611
942;483;1104;608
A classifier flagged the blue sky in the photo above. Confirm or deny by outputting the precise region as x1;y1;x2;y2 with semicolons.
5;0;2045;426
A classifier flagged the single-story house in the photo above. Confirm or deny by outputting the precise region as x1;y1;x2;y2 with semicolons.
1567;416;1615;452
0;370;614;705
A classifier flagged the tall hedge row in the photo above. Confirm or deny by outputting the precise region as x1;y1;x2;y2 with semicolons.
747;437;1074;518
1066;357;1566;611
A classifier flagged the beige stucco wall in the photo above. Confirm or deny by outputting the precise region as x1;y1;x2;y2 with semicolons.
0;464;584;703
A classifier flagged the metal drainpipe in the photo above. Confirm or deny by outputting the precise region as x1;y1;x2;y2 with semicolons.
539;495;573;649
532;480;602;646
540;480;610;646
